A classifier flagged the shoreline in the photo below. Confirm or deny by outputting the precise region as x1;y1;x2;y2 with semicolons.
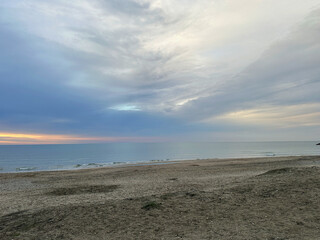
1;140;318;174
1;154;319;175
1;155;320;239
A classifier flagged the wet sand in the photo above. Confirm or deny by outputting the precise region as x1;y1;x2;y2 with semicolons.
1;156;320;239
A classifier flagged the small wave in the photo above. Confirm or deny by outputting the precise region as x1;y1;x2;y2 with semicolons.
112;161;127;165
265;152;276;157
150;159;170;162
87;163;104;167
16;167;37;171
74;163;106;168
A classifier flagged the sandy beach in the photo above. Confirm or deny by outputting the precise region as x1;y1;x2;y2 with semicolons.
1;156;320;239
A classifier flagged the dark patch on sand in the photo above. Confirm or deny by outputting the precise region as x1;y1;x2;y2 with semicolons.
142;201;162;210
47;185;119;196
168;177;178;181
261;167;293;175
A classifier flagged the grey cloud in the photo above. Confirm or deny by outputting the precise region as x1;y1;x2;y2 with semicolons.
96;0;165;23
4;1;214;113
178;8;320;121
38;1;208;109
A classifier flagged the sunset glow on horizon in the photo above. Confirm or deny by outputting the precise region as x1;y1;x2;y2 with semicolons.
0;132;161;145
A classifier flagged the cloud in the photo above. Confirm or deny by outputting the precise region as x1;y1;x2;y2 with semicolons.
179;8;320;126
215;104;320;128
0;22;191;138
0;0;319;141
3;0;317;110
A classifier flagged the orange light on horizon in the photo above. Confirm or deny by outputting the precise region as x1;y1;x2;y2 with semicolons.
0;132;161;145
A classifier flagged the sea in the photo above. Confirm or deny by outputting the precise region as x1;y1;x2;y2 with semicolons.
0;141;319;173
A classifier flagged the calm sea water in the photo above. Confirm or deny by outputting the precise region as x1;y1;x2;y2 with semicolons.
0;142;319;173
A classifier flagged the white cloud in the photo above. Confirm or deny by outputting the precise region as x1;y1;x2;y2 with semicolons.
212;103;320;128
109;104;141;111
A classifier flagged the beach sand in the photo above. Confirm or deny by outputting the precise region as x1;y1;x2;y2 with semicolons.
1;156;320;239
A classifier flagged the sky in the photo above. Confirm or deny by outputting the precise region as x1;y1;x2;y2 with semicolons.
0;0;320;144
